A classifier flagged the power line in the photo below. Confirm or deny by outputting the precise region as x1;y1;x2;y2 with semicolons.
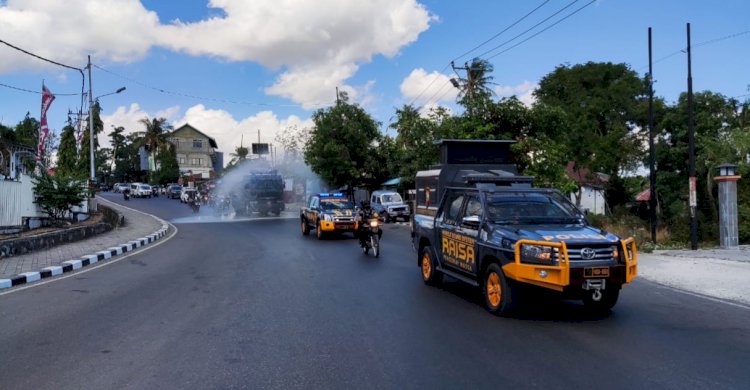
486;0;596;61
407;0;551;107
452;0;551;62
643;29;750;71
477;0;582;59
92;63;334;109
0;38;83;73
0;81;80;96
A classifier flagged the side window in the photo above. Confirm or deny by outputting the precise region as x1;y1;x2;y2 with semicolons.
309;196;317;209
463;196;483;218
439;191;465;225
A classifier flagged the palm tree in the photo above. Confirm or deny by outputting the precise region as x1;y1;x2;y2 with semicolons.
138;117;171;173
451;57;495;113
228;145;249;166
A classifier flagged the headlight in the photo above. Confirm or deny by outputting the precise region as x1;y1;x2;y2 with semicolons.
611;246;619;260
521;244;554;264
323;214;332;222
369;220;379;228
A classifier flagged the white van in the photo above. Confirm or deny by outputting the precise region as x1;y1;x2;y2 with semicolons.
370;190;410;222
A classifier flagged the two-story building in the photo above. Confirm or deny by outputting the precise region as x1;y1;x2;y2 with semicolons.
167;124;222;179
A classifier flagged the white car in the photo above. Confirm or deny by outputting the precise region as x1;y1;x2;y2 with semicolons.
131;183;153;198
180;188;198;203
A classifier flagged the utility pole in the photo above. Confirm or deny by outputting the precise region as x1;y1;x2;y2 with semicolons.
687;23;698;250
648;27;657;244
335;87;340;105
88;55;95;182
450;61;473;115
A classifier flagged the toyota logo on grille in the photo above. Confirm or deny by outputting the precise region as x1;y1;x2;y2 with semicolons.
580;248;596;260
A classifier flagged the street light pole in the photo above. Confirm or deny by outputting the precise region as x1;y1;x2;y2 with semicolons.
88;55;95;181
87;55;125;183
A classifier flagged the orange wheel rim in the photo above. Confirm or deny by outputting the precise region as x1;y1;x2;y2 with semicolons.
421;253;432;279
487;272;502;307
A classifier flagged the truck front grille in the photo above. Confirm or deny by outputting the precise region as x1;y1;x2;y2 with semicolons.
554;245;617;262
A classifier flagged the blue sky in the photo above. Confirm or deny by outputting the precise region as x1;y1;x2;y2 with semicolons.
1;0;748;161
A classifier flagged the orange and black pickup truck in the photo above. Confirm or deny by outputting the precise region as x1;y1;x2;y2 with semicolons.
300;192;358;239
412;140;638;315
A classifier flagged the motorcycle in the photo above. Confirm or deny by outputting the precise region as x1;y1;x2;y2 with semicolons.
190;198;201;213
123;189;130;201
359;217;381;258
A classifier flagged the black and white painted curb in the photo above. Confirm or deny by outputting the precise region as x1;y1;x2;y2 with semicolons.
0;224;169;289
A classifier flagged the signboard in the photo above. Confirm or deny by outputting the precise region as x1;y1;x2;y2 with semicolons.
252;143;269;155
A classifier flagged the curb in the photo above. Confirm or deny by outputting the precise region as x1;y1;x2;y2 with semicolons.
0;211;169;290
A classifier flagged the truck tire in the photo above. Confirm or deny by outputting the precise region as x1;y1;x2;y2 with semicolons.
420;246;442;286
582;287;620;313
301;218;310;235
483;263;518;316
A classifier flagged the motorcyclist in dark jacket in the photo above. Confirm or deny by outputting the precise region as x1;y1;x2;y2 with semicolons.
356;201;382;246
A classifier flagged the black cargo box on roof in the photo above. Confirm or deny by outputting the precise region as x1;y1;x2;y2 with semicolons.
414;139;533;216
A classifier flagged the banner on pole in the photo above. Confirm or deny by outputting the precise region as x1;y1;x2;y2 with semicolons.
37;83;56;164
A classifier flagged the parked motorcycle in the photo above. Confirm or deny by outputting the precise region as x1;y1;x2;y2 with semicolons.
359;218;381;258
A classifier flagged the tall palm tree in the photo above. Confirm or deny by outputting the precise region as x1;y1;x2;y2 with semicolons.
228;145;249;166
452;58;495;113
138;117;171;173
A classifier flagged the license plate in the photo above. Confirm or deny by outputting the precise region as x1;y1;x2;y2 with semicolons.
584;267;610;278
337;224;354;230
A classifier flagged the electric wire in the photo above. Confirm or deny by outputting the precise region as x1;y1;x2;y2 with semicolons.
0;81;80;96
406;0;551;107
452;0;551;62
92;63;334;109
486;0;597;61
476;0;582;59
642;29;750;72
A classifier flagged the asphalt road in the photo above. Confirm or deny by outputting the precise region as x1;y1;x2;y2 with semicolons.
1;193;749;389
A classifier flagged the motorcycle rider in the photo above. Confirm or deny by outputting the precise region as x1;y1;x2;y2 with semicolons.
356;200;382;246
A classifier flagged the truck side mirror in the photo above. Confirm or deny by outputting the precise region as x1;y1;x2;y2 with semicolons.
461;215;481;228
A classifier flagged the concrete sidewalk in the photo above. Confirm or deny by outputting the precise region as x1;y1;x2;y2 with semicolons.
0;197;169;287
638;246;750;306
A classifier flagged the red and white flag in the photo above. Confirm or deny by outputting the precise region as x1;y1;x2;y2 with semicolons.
37;83;56;164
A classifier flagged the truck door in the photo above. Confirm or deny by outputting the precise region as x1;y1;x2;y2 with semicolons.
436;191;469;274
454;195;482;275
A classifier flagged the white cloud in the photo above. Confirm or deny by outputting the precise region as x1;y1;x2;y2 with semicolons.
100;103;180;145
158;0;432;107
0;0;159;73
494;80;538;106
400;68;458;106
1;1;433;108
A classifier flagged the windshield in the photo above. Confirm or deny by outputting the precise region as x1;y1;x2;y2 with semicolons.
140;185;150;190
320;199;354;210
485;191;583;225
382;194;403;203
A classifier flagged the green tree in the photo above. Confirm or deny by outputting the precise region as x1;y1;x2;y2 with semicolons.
390;105;449;187
32;171;87;222
304;92;381;189
534;62;646;208
154;143;180;184
14;113;40;171
78;101;104;179
655;92;749;243
137;117;171;181
56;121;79;177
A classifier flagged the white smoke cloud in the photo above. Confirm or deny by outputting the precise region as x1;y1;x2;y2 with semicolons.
101;102;314;166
